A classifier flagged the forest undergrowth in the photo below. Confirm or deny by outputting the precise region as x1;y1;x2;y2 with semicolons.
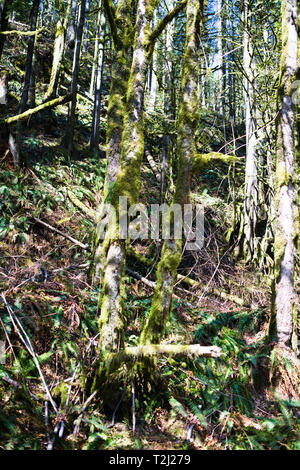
0;23;299;451
0;140;299;450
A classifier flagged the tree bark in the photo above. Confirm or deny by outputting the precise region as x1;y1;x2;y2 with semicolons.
96;0;158;354
44;0;72;101
140;0;203;346
148;9;158;111
91;0;133;282
161;0;175;203
269;0;298;351
0;0;11;61
0;93;73;124
66;0;77;49
19;0;39;114
67;0;86;158
90;10;106;153
83;0;90;53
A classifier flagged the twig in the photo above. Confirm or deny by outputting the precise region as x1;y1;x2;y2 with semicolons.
108;387;127;429
131;380;136;434
33;217;89;250
73;391;97;436
1;293;58;414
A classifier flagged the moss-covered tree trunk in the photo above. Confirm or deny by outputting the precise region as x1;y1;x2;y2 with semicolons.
140;0;203;346
148;8;158;112
28;30;37;108
44;0;72;101
96;0;158;355
91;0;188;284
91;0;133;282
83;0;90;53
269;0;298;351
101;0;134;198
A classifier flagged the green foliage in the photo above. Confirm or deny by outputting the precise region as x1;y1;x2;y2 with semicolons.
0;155;105;245
150;306;300;450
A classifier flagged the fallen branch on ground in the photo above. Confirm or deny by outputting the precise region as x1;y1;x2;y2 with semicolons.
33;217;89;250
128;247;247;306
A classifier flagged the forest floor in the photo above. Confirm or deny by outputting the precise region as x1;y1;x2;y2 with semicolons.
0;32;299;450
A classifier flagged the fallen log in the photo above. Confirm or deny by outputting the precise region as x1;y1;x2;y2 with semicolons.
0;93;73;125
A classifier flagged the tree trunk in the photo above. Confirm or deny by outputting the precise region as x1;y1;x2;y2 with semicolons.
19;0;39;114
148;9;158;111
0;0;11;62
91;0;134;282
67;0;86;158
140;0;203;346
161;0;175;203
269;0;298;351
83;0;90;53
89;8;100;96
96;0;158;355
66;0;77;50
241;0;258;261
28;38;36;108
45;0;72;101
90;10;106;154
40;0;44;26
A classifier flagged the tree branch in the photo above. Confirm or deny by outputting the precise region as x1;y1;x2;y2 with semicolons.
193;152;241;174
148;0;187;45
0;27;43;36
0;94;73;124
102;0;120;47
104;344;222;375
33;217;89;250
